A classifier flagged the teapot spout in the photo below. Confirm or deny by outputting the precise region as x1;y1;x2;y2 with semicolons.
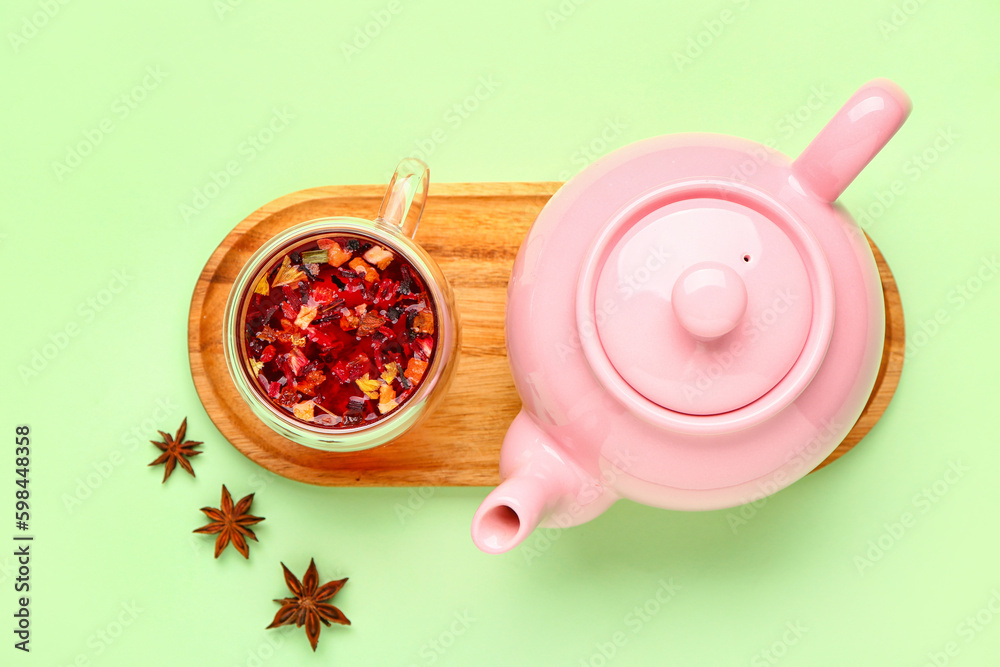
472;410;612;554
472;473;558;554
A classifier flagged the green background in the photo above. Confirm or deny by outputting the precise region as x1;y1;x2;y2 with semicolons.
3;0;998;664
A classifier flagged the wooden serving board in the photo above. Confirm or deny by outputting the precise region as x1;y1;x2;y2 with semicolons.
188;182;903;486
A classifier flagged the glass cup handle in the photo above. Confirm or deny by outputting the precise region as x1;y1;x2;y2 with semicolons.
375;158;430;239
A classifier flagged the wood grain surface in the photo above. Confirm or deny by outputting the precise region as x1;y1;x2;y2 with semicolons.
188;182;903;486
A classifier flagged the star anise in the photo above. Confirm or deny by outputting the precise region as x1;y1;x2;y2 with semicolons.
148;417;202;483
193;485;264;559
267;559;350;651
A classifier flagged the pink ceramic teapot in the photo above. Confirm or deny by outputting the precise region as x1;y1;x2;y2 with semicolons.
471;80;910;554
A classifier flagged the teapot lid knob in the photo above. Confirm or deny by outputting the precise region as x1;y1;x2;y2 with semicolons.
671;263;748;341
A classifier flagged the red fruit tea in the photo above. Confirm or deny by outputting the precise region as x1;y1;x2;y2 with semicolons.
241;235;437;428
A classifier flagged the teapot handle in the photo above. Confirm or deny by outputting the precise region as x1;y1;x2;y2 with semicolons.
792;79;911;203
375;157;430;239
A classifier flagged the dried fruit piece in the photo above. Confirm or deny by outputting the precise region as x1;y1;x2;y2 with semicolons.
363;245;394;269
266;379;282;398
356;311;387;337
381;362;399;384
254;276;270;296
295;369;326;396
260;345;276;363
412;308;435;335
318;239;353;267
288;348;309;376
373;279;397;308
338;307;360;331
276;320;306;347
412;335;433;361
294;305;318;329
344;353;369;381
301;249;328;265
348;257;379;283
355;374;380;399
404;357;428;385
329;361;350;383
378;383;397;414
256;325;279;343
312;284;338;304
293;400;315;422
277;386;298;408
249;358;264;376
272;255;307;288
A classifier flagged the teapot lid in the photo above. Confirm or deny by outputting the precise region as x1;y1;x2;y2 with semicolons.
577;181;835;430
